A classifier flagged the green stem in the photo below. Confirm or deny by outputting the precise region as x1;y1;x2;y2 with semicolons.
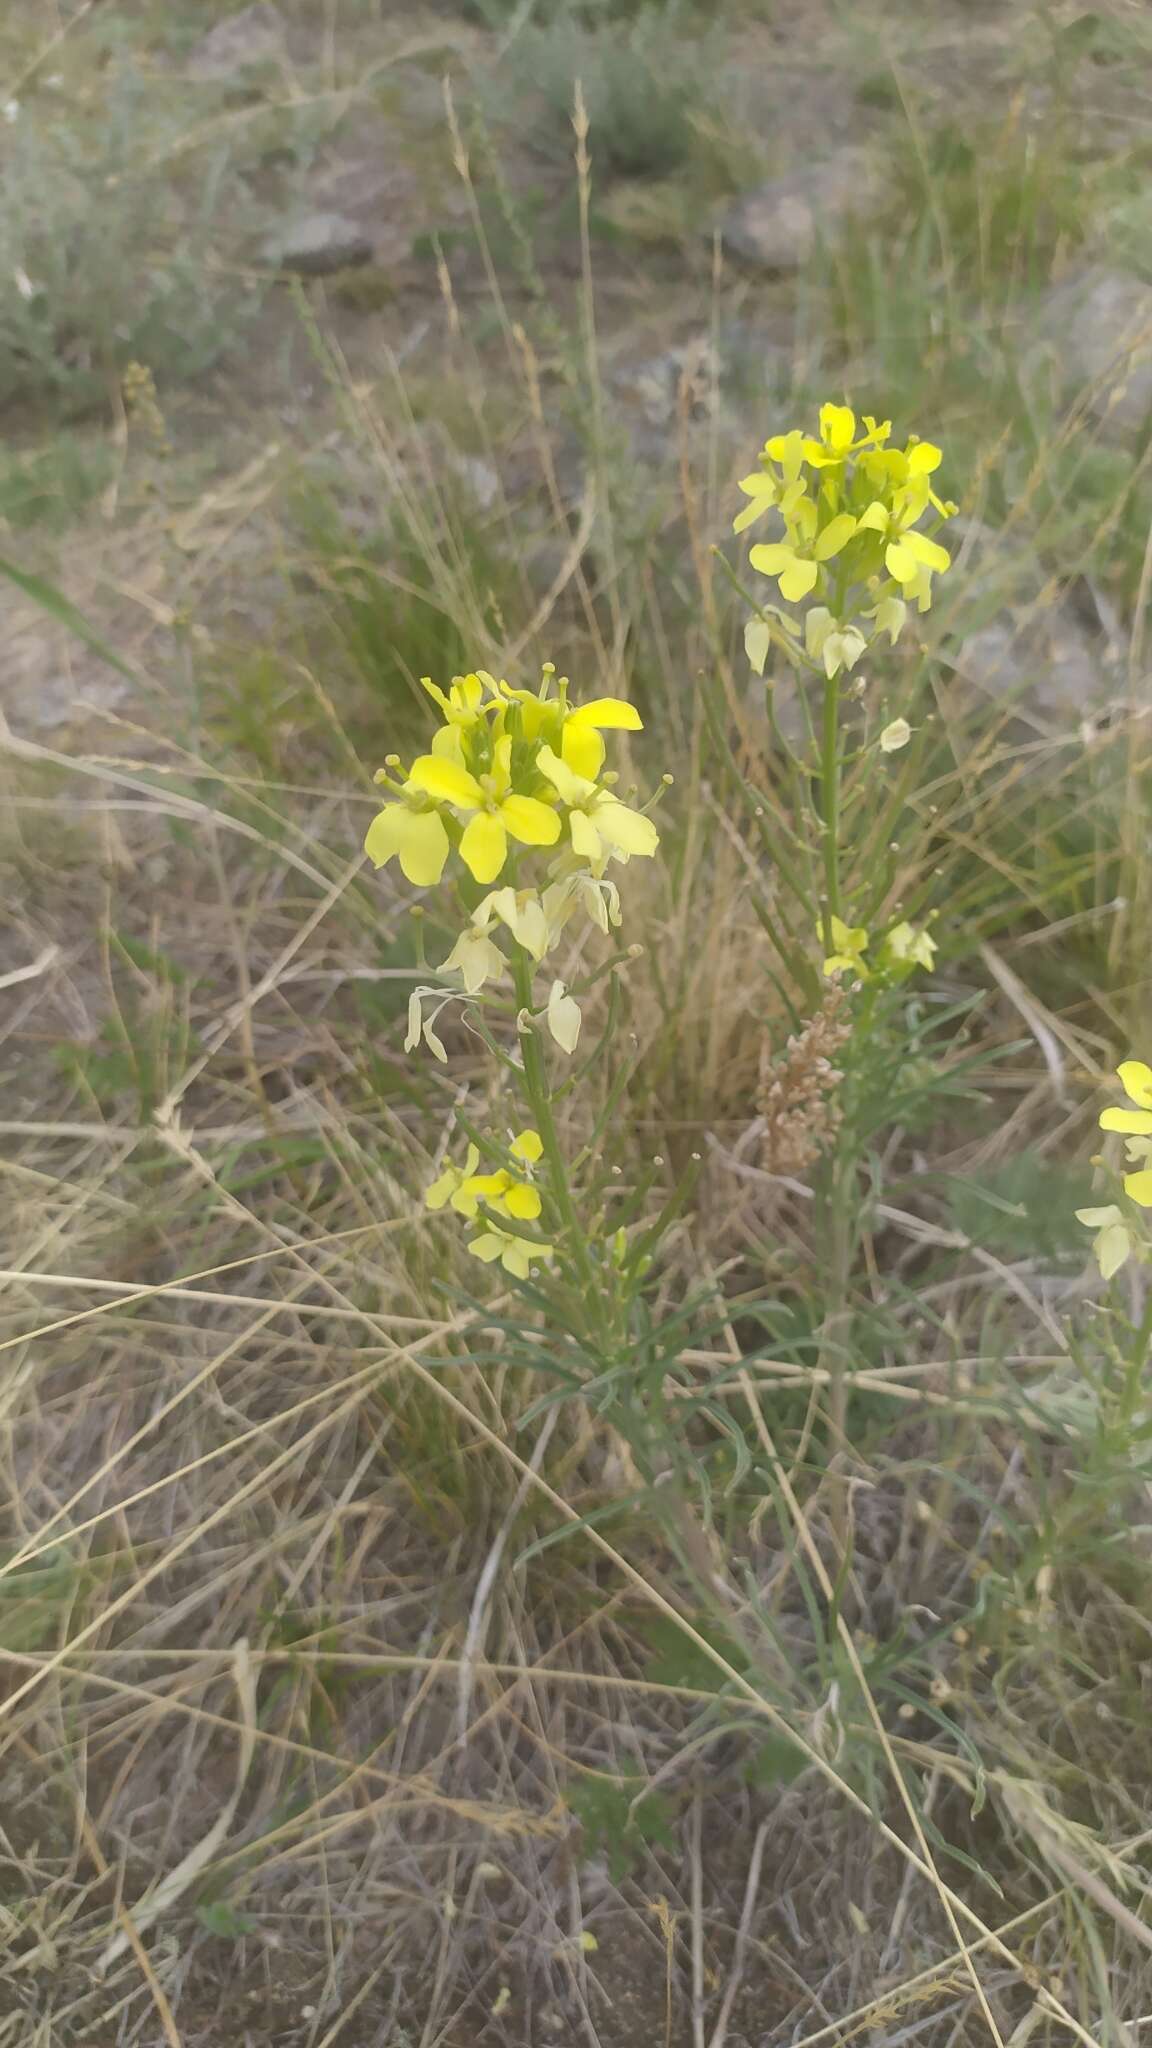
510;942;603;1325
820;666;843;950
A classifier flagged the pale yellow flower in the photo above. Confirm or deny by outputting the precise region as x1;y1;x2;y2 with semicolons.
536;747;659;864
1075;1204;1135;1280
822;916;869;979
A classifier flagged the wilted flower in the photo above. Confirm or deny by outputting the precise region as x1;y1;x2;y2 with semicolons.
879;718;912;753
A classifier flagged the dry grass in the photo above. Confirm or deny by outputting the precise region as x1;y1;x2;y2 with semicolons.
2;3;1152;2045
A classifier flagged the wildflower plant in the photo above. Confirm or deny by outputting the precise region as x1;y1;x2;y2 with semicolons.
720;401;958;1452
365;662;663;1301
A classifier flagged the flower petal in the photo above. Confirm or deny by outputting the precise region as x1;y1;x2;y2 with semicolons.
569;810;602;861
901;530;951;573
1118;1059;1152;1109
820;402;856;451
365;806;450;886
884;540;920;585
562;721;606;779
547;980;582;1055
1122;1168;1152;1208
1099;1108;1152;1135
407;755;483;807
536;744;594;806
511;1129;544;1163
856;499;890;534
744;620;772;675
467;1232;505;1264
748;542;793;577
459;811;508;884
778;557;819;602
1098;1222;1133;1279
593;799;659;858
499;794;562;847
503;1183;542;1221
813;512;857;561
576;697;643;731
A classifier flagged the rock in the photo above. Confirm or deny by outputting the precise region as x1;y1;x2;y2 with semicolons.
610;336;721;432
1034;267;1152;439
187;3;287;82
260;212;374;277
946;521;1123;727
718;153;874;273
3;626;128;732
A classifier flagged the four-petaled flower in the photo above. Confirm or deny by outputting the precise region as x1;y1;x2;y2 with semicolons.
536;747;659;863
750;504;858;605
407;734;560;884
883;920;937;972
855;494;951;592
821;916;870;979
364;790;450;886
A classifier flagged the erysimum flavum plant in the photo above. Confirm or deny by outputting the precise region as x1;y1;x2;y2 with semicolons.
725;402;958;1460
364;661;666;1333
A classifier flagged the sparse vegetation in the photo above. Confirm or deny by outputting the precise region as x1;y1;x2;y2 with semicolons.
2;2;1152;2046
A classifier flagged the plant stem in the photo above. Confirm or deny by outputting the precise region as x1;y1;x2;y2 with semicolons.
510;942;603;1326
820;667;843;951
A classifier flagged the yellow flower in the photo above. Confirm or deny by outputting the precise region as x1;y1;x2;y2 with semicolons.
750;503;858;604
822;916;869;979
420;669;492;728
364;792;450;886
426;1129;544;1226
1075;1204;1136;1280
866;593;909;645
536;747;659;863
855;495;951;591
425;1144;481;1214
468;1226;554;1279
883;921;937;972
1099;1060;1152;1206
440;924;506;995
407;734;560;884
862;437;951;518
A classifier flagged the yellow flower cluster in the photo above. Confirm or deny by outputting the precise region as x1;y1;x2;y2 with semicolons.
365;666;659;1034
736;404;956;677
820;915;938;982
1077;1059;1152;1279
425;1127;554;1278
